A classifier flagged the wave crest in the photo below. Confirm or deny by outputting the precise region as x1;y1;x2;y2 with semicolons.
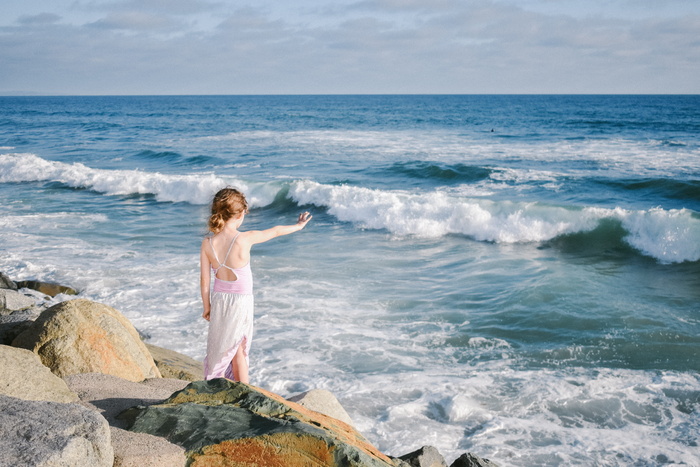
289;181;700;263
0;153;275;206
3;154;698;263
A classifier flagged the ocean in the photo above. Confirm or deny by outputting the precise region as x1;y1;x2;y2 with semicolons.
0;95;698;465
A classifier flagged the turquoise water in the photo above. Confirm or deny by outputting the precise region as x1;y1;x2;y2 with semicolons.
1;95;699;465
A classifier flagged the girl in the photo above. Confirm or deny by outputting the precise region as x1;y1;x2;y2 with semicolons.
201;187;312;383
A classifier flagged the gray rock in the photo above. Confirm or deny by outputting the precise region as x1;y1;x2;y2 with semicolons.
0;394;113;467
0;344;79;403
450;452;500;467
64;372;189;428
287;388;355;427
64;373;188;466
399;445;448;467
0;272;17;290
145;343;204;382
0;308;40;345
0;288;36;314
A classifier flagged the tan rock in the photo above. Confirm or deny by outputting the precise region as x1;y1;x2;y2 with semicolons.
146;343;204;382
0;344;79;403
111;427;186;467
12;299;161;381
16;279;78;297
288;388;355;427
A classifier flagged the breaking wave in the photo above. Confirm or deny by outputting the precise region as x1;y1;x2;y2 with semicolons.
3;153;698;263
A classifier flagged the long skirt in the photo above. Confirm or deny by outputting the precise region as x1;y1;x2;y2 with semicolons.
203;292;254;381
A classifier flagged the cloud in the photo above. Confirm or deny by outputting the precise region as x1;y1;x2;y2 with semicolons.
0;0;698;94
87;11;178;30
17;13;62;25
74;0;219;16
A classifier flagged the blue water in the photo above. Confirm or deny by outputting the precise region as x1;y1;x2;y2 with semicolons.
1;95;699;465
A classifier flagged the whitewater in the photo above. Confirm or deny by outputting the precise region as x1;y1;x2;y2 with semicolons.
1;95;698;465
2;152;699;264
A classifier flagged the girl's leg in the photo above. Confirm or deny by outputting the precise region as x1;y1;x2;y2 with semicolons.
230;342;249;384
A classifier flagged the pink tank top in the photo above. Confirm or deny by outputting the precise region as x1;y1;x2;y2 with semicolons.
209;234;253;295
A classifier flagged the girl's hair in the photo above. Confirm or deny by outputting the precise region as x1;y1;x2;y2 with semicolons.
208;187;249;233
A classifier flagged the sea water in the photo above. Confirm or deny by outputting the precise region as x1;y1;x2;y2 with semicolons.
1;95;698;465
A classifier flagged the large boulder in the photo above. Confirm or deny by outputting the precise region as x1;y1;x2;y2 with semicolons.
12;299;161;381
146;343;204;382
288;388;355;427
16;279;78;297
65;373;188;467
0;394;113;467
0;344;79;403
121;378;402;467
0;288;36;314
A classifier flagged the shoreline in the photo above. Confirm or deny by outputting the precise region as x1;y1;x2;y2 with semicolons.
0;271;498;467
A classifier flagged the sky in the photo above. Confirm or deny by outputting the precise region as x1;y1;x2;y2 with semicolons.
1;0;698;95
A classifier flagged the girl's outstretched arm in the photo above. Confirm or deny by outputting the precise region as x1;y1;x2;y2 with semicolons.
200;239;212;321
243;212;312;246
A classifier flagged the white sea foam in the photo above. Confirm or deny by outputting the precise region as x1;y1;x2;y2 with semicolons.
320;367;700;465
617;207;700;263
289;180;599;241
0;153;275;207
0;212;108;231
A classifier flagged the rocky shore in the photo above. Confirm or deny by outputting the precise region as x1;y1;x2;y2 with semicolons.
0;271;499;467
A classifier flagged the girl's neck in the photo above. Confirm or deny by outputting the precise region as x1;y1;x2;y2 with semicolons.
222;222;240;236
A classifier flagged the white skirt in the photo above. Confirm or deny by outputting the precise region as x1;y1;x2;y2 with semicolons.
203;292;254;380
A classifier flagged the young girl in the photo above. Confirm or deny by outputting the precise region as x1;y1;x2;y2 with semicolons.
201;187;312;383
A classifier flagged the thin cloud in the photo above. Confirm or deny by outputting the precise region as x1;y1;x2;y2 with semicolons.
17;13;62;25
73;0;220;15
87;11;178;31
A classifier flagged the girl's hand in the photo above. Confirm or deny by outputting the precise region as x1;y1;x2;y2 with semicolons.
297;212;312;227
202;309;210;321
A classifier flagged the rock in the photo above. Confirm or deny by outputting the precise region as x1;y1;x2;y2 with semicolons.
16;279;78;297
398;446;448;467
0;272;17;290
64;373;188;466
146;343;204;382
450;453;500;467
0;394;113;467
288;388;355;427
121;378;400;467
110;428;186;467
0;308;40;345
0;344;79;403
12;298;161;381
64;373;189;428
0;288;36;314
